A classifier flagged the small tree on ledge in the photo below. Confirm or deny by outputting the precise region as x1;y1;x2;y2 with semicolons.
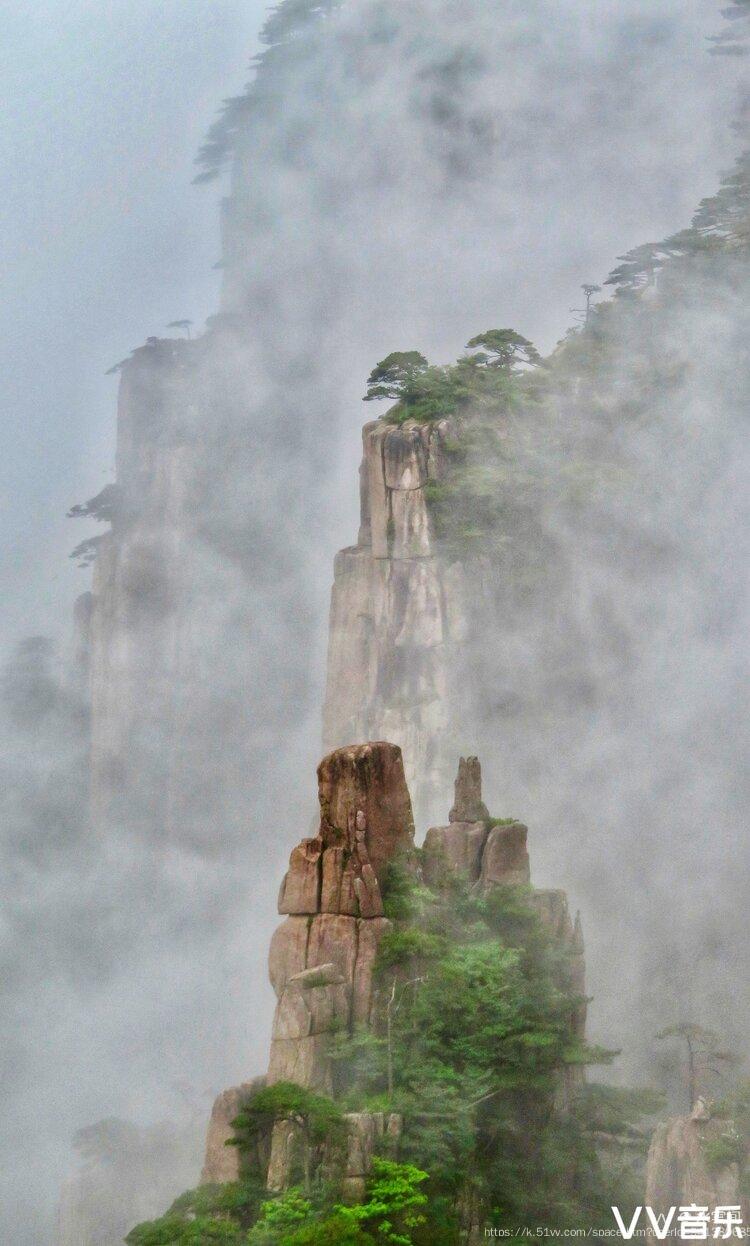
656;1022;740;1112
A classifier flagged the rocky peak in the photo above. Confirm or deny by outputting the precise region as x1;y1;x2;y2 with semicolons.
202;742;413;1193
323;417;478;823
201;745;587;1201
449;755;490;823
646;1101;745;1217
424;756;529;892
272;742;414;1097
317;741;415;881
278;740;414;920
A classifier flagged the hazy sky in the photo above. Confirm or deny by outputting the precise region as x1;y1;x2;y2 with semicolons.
1;5;748;1245
0;0;743;657
0;2;267;648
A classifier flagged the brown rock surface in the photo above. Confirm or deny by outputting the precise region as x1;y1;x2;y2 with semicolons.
200;1077;267;1185
263;746;409;1098
272;966;350;1041
352;917;392;1025
266;1120;303;1193
317;742;414;881
201;750;589;1203
478;821;530;888
422;821;488;886
307;915;359;987
278;838;323;915
268;917;310;996
449;756;490;823
322;420;470;822
267;1033;334;1092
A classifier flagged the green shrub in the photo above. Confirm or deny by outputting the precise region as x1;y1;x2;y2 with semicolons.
247;1189;314;1244
704;1128;746;1172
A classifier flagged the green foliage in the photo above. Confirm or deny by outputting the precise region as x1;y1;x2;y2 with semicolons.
194;1;343;182
333;862;610;1229
362;328;541;430
379;859;424;922
703;1127;746;1173
332;1159;428;1246
126;1216;243;1244
362;352;430;405
125;1181;265;1244
706;1080;750;1186
69;534;105;568
67;483;123;525
67;484;125;568
465;329;541;372
247;1189;315;1244
375;927;445;971
230;1083;345;1153
283;1213;374;1244
260;1;340;48
170;1181;266;1221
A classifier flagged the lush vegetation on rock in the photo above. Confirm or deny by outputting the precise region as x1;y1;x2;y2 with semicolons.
125;1158;428;1245
331;861;658;1239
127;853;659;1244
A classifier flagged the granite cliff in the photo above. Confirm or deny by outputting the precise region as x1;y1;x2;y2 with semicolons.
323;419;483;824
195;741;587;1239
645;1098;745;1225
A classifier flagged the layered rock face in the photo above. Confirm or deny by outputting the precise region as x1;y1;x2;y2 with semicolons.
423;756;586;1052
84;327;327;851
270;741;413;1092
323;420;480;823
646;1099;744;1216
201;742;412;1191
200;1079;268;1185
200;746;587;1201
88;336;236;845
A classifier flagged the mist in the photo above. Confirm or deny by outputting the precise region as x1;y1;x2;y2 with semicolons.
1;1;747;1243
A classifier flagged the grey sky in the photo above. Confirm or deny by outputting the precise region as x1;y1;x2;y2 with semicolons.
0;2;266;649
0;1;743;657
1;4;749;1244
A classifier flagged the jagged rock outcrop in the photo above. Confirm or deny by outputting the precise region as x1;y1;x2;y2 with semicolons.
423;756;530;894
200;746;586;1217
646;1099;744;1217
270;741;413;1091
423;757;586;1046
265;1110;403;1199
201;742;413;1194
337;1112;402;1204
323;420;482;822
201;1078;268;1184
449;756;489;823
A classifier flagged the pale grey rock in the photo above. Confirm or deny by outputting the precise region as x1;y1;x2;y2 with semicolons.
422;821;488;887
200;1078;267;1185
646;1108;744;1216
478;821;530;888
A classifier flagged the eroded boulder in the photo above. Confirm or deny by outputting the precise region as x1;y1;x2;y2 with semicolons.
478;821;530;889
200;1077;267;1185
